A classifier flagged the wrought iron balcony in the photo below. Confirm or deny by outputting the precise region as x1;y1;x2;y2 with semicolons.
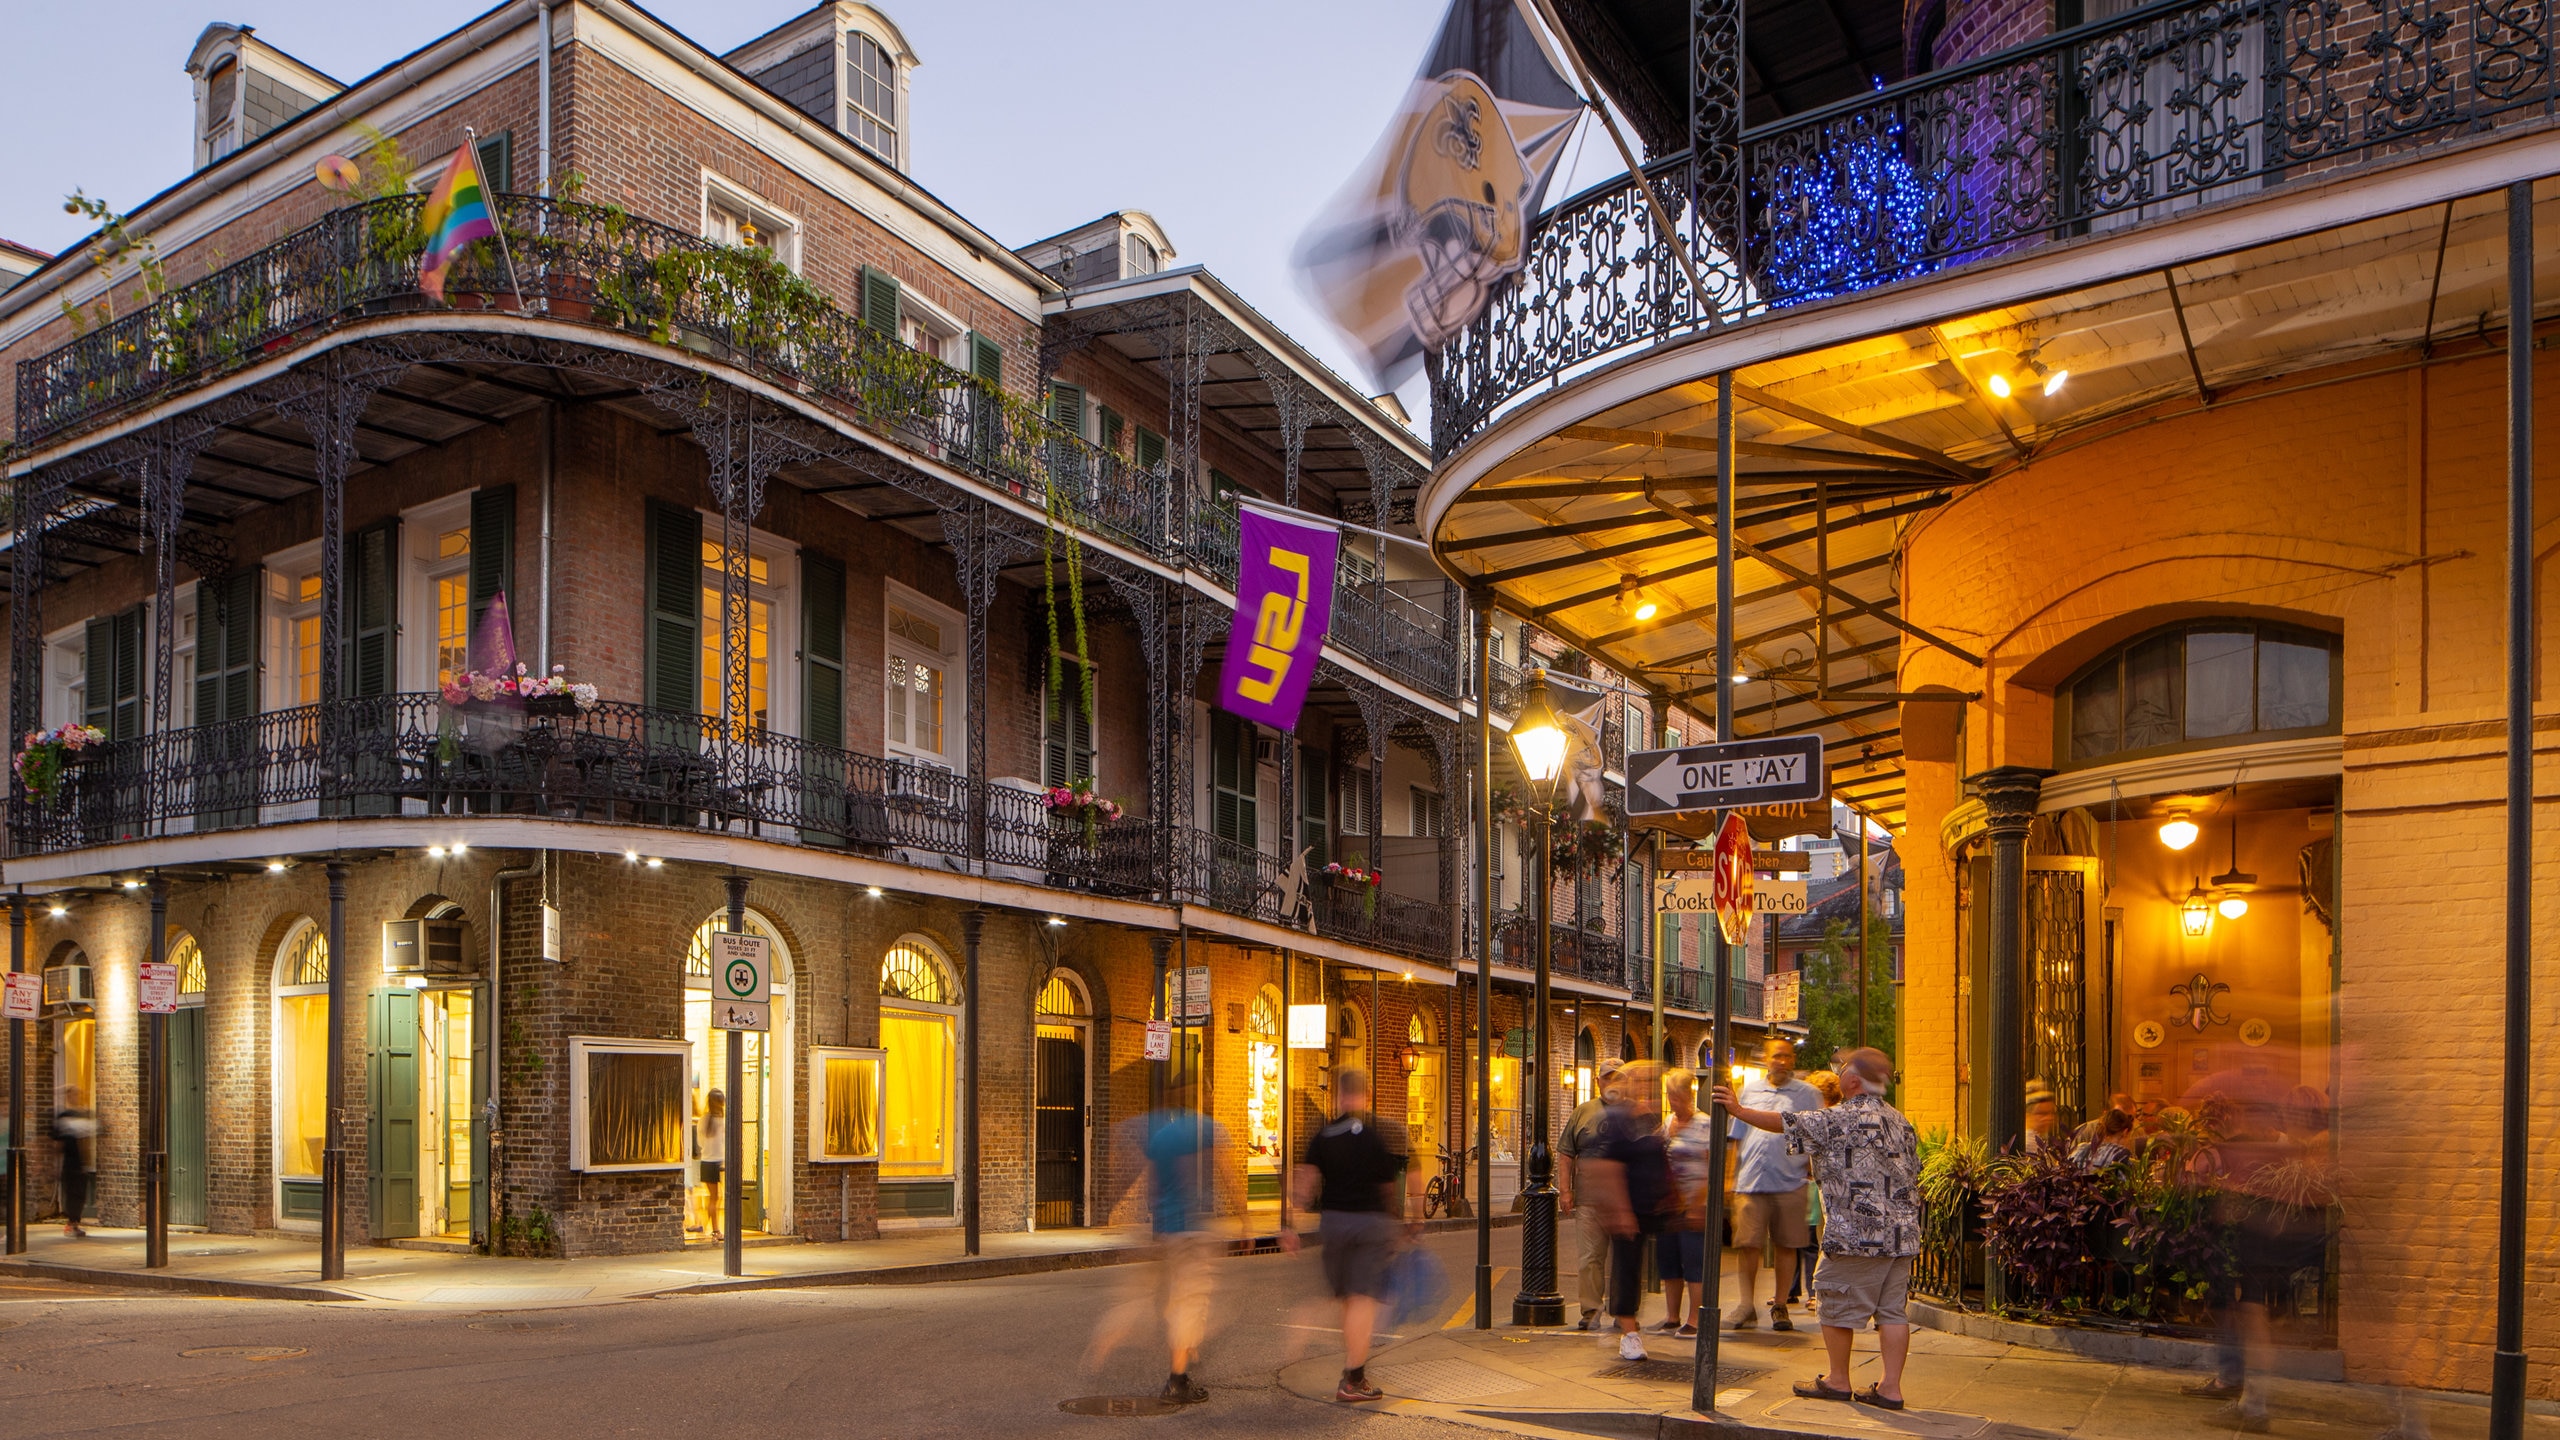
1431;0;2559;453
1632;963;1769;1021
1170;825;1455;964
1493;906;1630;988
13;194;1162;555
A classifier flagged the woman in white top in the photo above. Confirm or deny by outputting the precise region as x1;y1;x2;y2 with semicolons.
697;1089;727;1239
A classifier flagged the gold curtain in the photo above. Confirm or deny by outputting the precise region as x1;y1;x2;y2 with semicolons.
880;1010;951;1177
823;1055;880;1159
587;1052;683;1167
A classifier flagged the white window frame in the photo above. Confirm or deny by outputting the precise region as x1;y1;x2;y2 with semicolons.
841;26;903;167
700;171;803;273
400;493;473;695
807;1045;887;1164
567;1035;693;1173
42;622;85;731
696;515;799;738
169;580;199;731
883;580;964;774
897;285;964;366
263;538;325;715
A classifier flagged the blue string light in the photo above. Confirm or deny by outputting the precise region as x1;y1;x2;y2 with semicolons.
1761;87;1938;307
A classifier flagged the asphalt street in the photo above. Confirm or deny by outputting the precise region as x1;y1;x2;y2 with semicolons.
0;1229;1528;1438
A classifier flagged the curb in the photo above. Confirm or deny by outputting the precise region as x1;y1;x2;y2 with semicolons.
648;1245;1148;1295
1458;1408;1815;1440
0;1258;360;1303
1908;1299;2346;1382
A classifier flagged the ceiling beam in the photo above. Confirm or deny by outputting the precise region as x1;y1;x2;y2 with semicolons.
1731;382;1982;480
1595;559;1896;652
1525;493;1945;617
1559;424;1961;480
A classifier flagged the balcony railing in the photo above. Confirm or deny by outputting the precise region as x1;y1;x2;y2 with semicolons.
1431;0;2560;452
1185;495;1458;695
1169;826;1454;963
1629;964;1768;1020
1494;907;1630;988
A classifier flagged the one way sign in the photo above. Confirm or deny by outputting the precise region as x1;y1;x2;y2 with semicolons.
1625;735;1826;817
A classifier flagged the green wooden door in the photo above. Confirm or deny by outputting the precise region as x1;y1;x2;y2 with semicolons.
168;1006;207;1227
368;987;421;1240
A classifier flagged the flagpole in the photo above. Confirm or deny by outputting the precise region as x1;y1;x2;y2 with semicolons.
1521;0;1722;329
465;126;533;317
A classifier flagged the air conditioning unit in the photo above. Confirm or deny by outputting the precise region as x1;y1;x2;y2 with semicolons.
42;965;92;1009
383;917;470;976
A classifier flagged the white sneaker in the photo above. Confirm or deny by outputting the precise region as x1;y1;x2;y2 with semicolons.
1725;1302;1758;1330
1618;1331;1648;1362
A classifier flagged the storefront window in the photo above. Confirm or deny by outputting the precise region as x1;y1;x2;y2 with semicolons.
586;1051;684;1166
813;1050;883;1161
1487;1055;1519;1163
274;923;329;1179
2061;621;2339;766
881;939;958;1178
1246;988;1283;1170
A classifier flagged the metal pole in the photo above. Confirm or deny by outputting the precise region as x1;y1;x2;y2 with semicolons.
1855;817;1869;1051
961;909;984;1257
1473;593;1496;1329
321;860;347;1282
1510;804;1565;1325
2489;176;2534;1440
145;876;168;1268
6;893;23;1255
1149;935;1171;1114
1280;948;1295;1239
723;874;748;1279
1694;371;1738;1415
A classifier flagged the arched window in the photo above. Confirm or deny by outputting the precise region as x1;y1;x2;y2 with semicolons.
273;919;329;1213
171;932;206;1003
686;914;779;979
879;938;958;1186
1575;1027;1596;1065
1408;1010;1433;1046
1036;971;1087;1016
1698;1037;1715;1071
843;31;898;163
2057;621;2339;767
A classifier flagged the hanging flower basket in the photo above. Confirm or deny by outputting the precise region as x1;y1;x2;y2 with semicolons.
1044;781;1123;847
440;663;600;714
14;723;105;803
1549;818;1626;878
1324;862;1382;919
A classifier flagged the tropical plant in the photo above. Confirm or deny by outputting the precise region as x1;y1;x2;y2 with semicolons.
1982;1145;2119;1311
14;723;107;802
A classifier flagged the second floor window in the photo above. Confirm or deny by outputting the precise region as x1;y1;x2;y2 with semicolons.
2059;620;2339;767
845;33;897;163
1410;786;1443;839
700;539;774;733
281;570;324;708
433;525;470;690
885;598;956;769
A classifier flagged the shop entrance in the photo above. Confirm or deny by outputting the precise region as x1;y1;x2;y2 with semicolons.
683;913;793;1239
370;984;484;1241
1404;1011;1443;1199
168;933;208;1227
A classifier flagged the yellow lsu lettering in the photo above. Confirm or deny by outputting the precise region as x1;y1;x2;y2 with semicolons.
1236;546;1312;704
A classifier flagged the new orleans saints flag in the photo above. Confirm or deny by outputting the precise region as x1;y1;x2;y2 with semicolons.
1294;0;1583;391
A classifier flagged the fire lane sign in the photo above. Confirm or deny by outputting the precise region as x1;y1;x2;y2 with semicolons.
1627;735;1826;816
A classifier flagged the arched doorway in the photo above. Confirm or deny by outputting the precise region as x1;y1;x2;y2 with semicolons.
686;912;796;1238
1404;1009;1443;1199
1574;1026;1597;1108
270;920;329;1228
168;932;208;1227
879;936;960;1222
1245;986;1284;1205
1033;970;1090;1229
1332;998;1368;1090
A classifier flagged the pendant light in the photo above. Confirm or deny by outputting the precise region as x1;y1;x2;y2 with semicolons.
2210;805;2256;920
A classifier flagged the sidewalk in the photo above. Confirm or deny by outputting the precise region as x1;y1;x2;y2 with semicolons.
1277;1292;2560;1440
0;1223;1153;1306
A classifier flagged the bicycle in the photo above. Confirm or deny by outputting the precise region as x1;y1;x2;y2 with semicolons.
1421;1140;1475;1220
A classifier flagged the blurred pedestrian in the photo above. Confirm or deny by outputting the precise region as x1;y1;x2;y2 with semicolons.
51;1102;95;1238
1716;1047;1921;1411
1284;1067;1408;1403
1581;1060;1671;1361
695;1089;726;1240
1557;1056;1624;1330
1087;1078;1227;1405
2024;1079;2063;1155
2071;1108;2134;1171
1657;1067;1712;1336
2072;1091;2134;1150
1786;1069;1844;1309
2185;1066;2325;1433
1726;1037;1819;1332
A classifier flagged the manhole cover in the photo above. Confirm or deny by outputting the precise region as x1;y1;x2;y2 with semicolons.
180;1346;306;1361
1370;1358;1537;1403
1057;1396;1185;1417
468;1320;572;1332
1592;1360;1767;1386
182;1247;257;1257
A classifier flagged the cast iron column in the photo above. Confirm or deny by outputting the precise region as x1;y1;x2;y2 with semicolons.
723;874;748;1279
1472;593;1496;1329
321;860;347;1281
961;908;984;1257
1856;820;1870;1048
2489;177;2535;1440
145;876;168;1268
1510;802;1565;1326
1694;372;1738;1414
1976;767;2045;1156
1149;935;1171;1112
6;893;23;1255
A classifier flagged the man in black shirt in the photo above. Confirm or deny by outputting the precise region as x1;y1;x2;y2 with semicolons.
1285;1067;1409;1402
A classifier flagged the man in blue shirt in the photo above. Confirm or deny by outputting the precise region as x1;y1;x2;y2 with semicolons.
1088;1081;1228;1405
1726;1036;1821;1331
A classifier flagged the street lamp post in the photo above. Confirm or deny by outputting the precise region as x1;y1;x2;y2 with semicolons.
1508;673;1570;1327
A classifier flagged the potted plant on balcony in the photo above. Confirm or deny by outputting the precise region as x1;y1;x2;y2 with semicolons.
1323;859;1381;919
1547;815;1625;878
1044;779;1122;848
13;723;106;804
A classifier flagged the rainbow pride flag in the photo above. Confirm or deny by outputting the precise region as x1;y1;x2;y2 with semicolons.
418;143;496;304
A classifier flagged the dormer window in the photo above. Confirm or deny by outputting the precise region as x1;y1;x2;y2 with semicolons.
204;57;239;159
1125;234;1158;277
845;33;897;164
188;25;341;172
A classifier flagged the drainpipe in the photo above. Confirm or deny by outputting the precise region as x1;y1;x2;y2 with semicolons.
488;856;540;1254
534;1;552;198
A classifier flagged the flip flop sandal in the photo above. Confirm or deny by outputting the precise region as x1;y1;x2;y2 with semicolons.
1855;1385;1907;1411
1793;1379;1856;1403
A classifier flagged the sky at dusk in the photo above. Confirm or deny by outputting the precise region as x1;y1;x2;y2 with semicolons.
0;0;1634;421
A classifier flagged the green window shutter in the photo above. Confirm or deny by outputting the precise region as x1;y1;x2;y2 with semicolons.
801;551;846;747
1042;663;1095;789
966;332;1003;384
1098;406;1123;453
340;519;399;700
1209;468;1240;501
1210;711;1256;847
83;609;143;740
475;130;513;192
643;499;702;716
469;485;515;636
81;618;113;736
1135;427;1165;470
1047;382;1086;436
195;570;259;726
860;265;901;335
1299;745;1330;866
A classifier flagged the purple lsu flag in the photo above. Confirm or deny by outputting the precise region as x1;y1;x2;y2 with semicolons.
1217;508;1340;731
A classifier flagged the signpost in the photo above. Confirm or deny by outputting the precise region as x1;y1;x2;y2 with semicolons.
1143;1020;1173;1061
1661;846;1810;875
1766;970;1803;1024
1626;735;1825;817
710;932;770;1033
137;962;179;1015
1;972;37;1023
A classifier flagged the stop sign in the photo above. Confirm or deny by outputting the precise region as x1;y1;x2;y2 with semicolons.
1711;811;1755;945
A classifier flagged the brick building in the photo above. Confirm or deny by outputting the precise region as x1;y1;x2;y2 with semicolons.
0;1;1713;1261
1421;0;2558;1403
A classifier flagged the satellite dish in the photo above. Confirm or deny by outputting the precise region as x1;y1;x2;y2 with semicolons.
315;155;362;193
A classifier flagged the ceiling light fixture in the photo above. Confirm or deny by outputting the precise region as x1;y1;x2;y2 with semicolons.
866;885;885;898
2180;882;2213;938
1046;915;1066;928
644;857;664;869
427;846;447;859
47;905;67;919
1616;574;1657;623
2210;807;2257;920
2157;812;2200;851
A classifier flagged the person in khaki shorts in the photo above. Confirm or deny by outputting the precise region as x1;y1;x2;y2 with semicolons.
1715;1047;1922;1412
1724;1037;1821;1331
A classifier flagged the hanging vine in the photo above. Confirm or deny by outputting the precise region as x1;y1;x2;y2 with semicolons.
1041;443;1093;727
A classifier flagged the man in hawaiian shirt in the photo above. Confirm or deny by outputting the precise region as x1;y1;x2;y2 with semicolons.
1714;1046;1920;1411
